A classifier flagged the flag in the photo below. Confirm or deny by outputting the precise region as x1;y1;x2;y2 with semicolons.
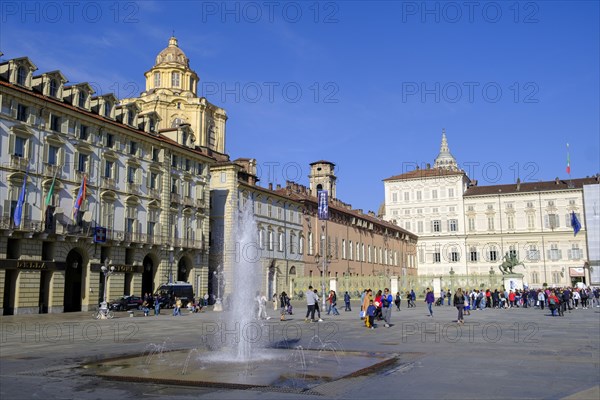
318;190;329;220
566;143;571;175
13;169;28;227
571;211;581;236
45;168;58;207
73;174;87;218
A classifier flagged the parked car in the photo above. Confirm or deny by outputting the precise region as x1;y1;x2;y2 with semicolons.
154;282;194;308
109;295;143;311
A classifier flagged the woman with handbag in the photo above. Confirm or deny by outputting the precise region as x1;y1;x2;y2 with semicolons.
454;288;465;324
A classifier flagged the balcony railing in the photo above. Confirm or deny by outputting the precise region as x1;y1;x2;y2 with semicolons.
0;216;43;231
10;155;29;171
44;163;61;177
149;188;161;199
102;177;117;190
173;237;204;249
183;196;194;207
127;182;141;194
170;193;181;203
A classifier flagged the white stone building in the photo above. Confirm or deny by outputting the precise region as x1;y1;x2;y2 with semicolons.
383;131;599;287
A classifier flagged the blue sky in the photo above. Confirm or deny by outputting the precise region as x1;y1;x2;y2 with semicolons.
1;1;598;213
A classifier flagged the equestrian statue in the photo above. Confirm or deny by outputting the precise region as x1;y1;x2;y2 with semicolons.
498;252;524;275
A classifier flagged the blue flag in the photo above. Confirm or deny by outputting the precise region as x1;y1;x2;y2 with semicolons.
13;170;28;227
571;211;581;236
318;190;329;220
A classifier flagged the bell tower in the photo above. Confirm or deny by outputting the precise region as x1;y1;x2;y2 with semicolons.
309;161;337;198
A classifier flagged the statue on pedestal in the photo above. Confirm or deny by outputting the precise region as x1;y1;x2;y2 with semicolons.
499;253;524;275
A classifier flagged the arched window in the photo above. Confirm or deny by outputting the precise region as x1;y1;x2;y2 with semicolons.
154;72;160;87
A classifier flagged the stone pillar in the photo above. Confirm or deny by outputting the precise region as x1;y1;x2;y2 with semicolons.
503;274;524;291
329;277;337;293
390;276;399;295
49;271;64;313
0;269;5;315
15;270;41;314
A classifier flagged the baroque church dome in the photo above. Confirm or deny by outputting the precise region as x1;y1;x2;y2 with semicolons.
155;36;190;68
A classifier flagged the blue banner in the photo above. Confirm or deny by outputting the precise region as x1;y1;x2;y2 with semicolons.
318;190;329;220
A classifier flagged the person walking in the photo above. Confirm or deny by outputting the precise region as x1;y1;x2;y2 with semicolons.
272;293;278;311
395;291;401;311
447;290;452;306
381;288;393;328
279;291;290;321
425;288;435;317
314;289;324;321
361;289;373;320
329;290;340;315
454;288;465;324
344;291;351;311
305;285;317;322
154;295;160;316
257;291;270;320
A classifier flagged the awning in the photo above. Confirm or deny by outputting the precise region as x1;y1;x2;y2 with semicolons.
569;267;585;277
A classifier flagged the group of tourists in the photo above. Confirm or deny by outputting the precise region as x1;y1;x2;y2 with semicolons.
359;288;395;329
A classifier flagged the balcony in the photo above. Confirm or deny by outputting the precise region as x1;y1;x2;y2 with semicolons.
102;177;117;190
0;216;43;232
196;198;204;208
127;182;141;194
44;163;61;177
149;188;161;199
170;193;181;203
183;196;194;207
173;237;204;249
10;155;28;171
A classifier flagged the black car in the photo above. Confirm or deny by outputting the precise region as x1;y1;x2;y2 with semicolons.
109;295;143;311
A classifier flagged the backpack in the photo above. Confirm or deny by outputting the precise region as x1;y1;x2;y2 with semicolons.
549;297;556;306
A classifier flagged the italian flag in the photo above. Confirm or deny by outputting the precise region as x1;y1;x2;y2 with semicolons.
566;143;571;175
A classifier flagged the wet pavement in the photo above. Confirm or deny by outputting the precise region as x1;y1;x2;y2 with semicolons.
1;301;599;399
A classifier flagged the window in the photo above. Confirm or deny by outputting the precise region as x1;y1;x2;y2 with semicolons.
14;136;27;157
404;192;409;201
530;271;539;284
78;91;86;108
49;79;58;97
526;202;534;208
79;125;89;140
467;205;474;212
509;246;518;259
268;230;274;251
147;209;158;237
104;160;114;178
278;232;284;252
548;244;561;261
551;272;561;284
106;133;115;149
432;220;441;232
449;206;455;212
149;172;158;190
418;247;424;263
487;217;495;231
185;159;191;172
432;189;438;199
125;208;136;234
77;153;89;173
527;245;539;261
172;154;178;168
342;239;346;259
299;235;304;254
127;166;137;183
104;102;111;117
569;244;581;260
152;148;160;162
101;201;115;231
349;241;353;260
368;245;372;263
527;214;535;229
432;207;439;214
448;188;454;197
566;213;582;228
448;219;458;232
129;141;138;155
450;248;459;262
50;115;61;132
545;214;560;229
16;104;28;122
171;178;178;194
392;192;397;202
489;247;498;262
417;221;423;233
433;251;441;263
470;247;478;262
17;66;27;85
154;72;160;87
507;215;514;230
308;232;313;255
47;145;59;165
189;77;195;91
405;221;411;230
468;217;475;232
416;191;422;201
196;163;204;174
171;72;180;87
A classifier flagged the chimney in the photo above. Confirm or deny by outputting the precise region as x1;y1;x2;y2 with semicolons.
516;178;521;191
276;184;281;190
268;183;273;190
426;163;431;169
555;177;560;184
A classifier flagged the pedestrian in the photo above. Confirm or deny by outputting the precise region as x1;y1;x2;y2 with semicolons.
454;288;465;324
172;297;181;316
361;289;372;320
447;289;452;306
395;291;401;311
256;291;270;320
305;285;317;322
272;293;278;310
410;289;416;307
366;299;377;329
344;291;351;311
330;290;340;315
374;290;383;320
314;289;324;321
381;288;393;327
537;289;545;310
154;295;160;316
425;288;435;317
279;291;290;321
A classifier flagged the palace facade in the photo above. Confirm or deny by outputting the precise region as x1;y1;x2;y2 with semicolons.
383;130;599;287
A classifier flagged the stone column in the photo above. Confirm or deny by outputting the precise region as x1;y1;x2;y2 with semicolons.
390;275;399;295
15;270;41;314
49;271;65;313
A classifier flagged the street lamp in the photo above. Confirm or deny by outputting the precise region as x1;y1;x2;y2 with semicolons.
100;258;114;318
169;246;174;284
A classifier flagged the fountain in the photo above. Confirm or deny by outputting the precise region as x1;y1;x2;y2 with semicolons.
83;202;409;392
